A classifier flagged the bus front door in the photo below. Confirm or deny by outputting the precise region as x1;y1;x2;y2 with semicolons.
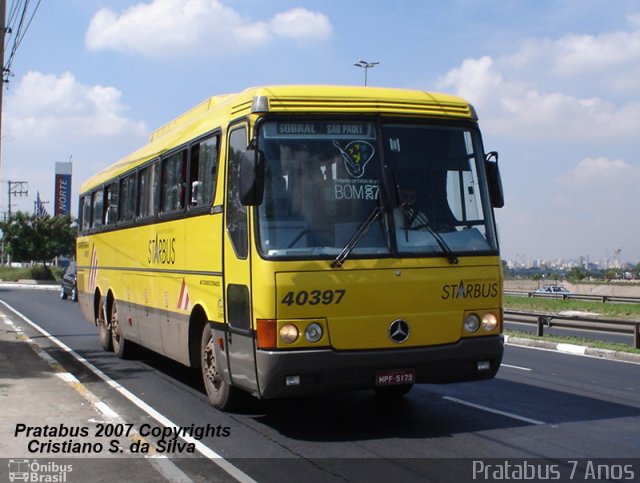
222;125;259;395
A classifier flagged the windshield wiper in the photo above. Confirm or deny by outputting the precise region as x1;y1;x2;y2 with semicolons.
423;224;459;265
331;204;384;268
397;203;459;265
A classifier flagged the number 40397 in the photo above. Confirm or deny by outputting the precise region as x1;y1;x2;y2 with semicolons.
281;289;346;306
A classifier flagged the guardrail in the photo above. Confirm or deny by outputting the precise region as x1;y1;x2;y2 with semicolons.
504;309;640;349
504;290;640;304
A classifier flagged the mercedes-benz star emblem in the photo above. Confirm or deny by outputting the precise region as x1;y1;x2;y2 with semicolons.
389;319;410;343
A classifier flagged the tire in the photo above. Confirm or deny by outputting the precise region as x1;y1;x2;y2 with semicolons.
201;324;235;410
373;384;413;398
110;298;134;359
60;287;68;300
97;295;112;351
71;285;78;302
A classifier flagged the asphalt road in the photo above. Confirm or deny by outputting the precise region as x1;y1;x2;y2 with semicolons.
2;286;639;482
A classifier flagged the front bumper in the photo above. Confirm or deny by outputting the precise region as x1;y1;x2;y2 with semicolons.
255;335;504;399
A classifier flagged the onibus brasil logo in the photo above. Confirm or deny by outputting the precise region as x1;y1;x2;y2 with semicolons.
8;459;72;482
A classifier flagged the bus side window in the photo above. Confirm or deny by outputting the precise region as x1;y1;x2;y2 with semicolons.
80;195;91;232
226;127;248;259
161;151;187;213
190;135;218;207
91;190;104;229
119;173;137;222
139;161;160;218
104;182;119;226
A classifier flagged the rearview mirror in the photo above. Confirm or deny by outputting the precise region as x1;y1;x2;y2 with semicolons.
239;149;265;206
485;151;504;208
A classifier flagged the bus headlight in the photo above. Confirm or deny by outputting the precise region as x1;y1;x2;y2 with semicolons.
482;313;498;331
464;314;480;333
279;324;299;344
304;322;323;343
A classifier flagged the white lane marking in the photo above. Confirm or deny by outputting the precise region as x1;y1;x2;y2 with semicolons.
501;363;532;371
0;300;256;483
443;396;546;425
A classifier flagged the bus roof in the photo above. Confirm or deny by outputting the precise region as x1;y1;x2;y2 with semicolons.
80;85;475;193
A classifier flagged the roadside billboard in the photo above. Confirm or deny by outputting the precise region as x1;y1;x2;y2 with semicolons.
54;162;72;216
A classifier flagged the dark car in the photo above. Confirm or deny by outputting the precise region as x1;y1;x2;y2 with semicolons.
60;261;78;302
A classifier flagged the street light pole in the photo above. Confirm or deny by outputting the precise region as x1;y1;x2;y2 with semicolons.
353;59;379;86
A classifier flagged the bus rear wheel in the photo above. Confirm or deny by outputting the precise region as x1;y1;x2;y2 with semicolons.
97;295;112;351
110;299;133;359
201;324;235;410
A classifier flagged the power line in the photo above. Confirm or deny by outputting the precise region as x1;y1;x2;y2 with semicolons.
4;0;43;83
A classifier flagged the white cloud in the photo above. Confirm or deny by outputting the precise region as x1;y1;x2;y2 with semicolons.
85;0;332;57
437;18;640;261
5;71;147;139
2;71;148;214
551;29;640;77
437;16;640;142
550;157;640;249
269;8;332;41
437;56;503;105
563;157;636;185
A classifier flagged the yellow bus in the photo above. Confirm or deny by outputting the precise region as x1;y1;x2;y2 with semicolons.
76;85;505;409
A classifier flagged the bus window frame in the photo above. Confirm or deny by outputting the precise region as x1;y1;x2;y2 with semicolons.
117;170;138;228
225;123;250;260
77;127;224;236
186;130;221;214
79;194;91;232
159;148;188;216
104;181;119;227
90;188;104;230
136;158;160;222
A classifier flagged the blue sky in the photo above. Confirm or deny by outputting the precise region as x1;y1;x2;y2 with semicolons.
2;0;639;263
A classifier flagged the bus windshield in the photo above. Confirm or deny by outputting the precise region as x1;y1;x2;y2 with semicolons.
256;119;498;260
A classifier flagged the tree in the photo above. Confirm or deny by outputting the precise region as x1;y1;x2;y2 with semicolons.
567;266;586;281
0;212;76;265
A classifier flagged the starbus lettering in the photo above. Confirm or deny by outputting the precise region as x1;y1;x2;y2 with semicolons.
148;234;176;265
441;280;498;300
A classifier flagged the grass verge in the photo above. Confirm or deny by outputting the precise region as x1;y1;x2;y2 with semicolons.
504;295;640;319
504;329;639;354
0;265;63;281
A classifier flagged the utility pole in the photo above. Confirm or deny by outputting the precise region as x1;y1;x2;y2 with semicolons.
0;0;6;213
7;180;28;217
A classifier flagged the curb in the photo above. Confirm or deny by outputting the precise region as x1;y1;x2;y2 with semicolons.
0;282;58;290
504;335;640;364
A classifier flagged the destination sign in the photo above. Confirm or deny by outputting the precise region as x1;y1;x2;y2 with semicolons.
263;121;375;139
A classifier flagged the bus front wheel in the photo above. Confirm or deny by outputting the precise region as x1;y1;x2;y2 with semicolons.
201;325;235;410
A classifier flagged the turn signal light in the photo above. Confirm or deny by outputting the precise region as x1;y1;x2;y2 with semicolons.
257;319;277;349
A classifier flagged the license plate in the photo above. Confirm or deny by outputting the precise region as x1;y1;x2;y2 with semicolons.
375;369;415;386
